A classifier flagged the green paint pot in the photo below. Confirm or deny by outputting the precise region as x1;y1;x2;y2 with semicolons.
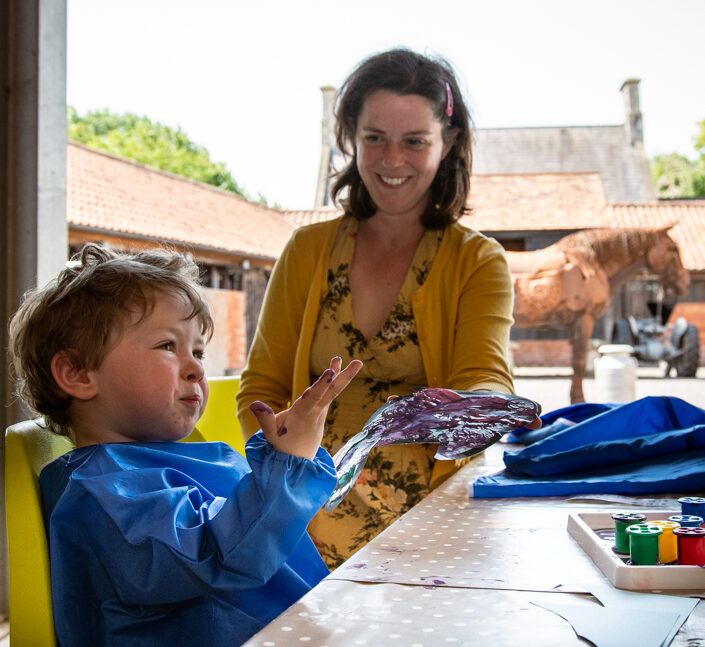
611;512;647;554
626;523;663;565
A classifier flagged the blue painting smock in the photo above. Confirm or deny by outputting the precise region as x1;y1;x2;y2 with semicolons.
39;432;336;646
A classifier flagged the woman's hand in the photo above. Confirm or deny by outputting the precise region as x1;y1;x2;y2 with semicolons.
249;357;363;459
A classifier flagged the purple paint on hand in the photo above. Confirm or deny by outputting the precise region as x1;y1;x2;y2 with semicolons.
250;401;274;415
326;388;541;510
277;425;288;437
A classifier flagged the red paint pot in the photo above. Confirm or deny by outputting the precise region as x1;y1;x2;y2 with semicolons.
674;527;705;566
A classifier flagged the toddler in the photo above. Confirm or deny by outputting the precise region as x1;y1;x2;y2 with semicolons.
8;243;361;646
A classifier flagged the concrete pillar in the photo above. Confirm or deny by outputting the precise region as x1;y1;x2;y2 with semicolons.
0;0;68;615
314;86;337;208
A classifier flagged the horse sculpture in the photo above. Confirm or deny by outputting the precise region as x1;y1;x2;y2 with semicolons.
507;227;690;403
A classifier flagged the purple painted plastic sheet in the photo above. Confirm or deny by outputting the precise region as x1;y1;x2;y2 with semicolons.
327;388;540;509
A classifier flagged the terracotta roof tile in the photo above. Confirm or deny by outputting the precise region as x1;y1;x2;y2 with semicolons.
285;173;610;231
462;172;609;230
67;147;703;272
285;208;341;229
67;143;294;261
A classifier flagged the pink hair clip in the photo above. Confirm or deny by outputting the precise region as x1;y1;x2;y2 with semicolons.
445;81;454;118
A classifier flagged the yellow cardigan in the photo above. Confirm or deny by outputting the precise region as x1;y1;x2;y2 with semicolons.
237;216;515;440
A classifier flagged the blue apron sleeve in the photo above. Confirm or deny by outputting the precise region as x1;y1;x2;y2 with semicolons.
57;434;335;604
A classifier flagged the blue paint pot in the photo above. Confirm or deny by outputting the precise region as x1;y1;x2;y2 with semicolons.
668;514;704;528
678;496;705;519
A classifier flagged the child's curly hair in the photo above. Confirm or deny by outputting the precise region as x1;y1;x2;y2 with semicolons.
8;243;214;437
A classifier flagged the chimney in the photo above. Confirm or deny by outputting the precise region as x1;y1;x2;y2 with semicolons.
314;86;337;208
620;78;643;148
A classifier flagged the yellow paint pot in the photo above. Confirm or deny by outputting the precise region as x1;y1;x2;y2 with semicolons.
650;520;680;564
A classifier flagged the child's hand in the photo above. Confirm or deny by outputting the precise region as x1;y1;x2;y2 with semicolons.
249;357;363;459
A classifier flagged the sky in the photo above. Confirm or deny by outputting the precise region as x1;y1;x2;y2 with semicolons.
67;0;705;209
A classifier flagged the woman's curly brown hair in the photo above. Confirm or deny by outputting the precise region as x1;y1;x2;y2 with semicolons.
332;48;474;229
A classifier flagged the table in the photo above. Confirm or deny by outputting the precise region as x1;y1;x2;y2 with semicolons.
244;443;705;646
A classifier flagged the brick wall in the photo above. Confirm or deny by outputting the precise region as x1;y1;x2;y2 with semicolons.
203;288;247;376
512;302;705;368
512;339;573;366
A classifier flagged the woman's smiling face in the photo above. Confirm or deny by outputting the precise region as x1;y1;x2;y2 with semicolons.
355;90;451;222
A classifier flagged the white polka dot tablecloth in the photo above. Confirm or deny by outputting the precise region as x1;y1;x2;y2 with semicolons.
243;443;704;646
243;580;591;646
329;444;609;592
330;484;602;592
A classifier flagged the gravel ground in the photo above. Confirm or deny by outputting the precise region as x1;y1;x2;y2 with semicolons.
512;366;705;414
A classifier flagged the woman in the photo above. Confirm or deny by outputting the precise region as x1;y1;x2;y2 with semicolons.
237;48;515;567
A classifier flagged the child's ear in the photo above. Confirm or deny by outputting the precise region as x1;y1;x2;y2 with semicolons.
51;350;97;401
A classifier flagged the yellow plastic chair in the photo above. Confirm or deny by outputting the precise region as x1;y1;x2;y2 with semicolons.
4;376;242;646
188;375;244;454
5;419;73;647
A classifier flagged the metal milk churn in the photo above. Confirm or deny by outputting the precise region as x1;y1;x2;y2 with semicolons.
594;344;638;403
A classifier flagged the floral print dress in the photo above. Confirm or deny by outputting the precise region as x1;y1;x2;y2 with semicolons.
308;217;444;568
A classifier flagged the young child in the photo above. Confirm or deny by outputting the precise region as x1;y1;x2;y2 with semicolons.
8;243;362;647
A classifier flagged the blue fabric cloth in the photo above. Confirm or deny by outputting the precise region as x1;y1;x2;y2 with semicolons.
39;433;337;647
474;448;705;498
506;402;615;444
474;397;705;498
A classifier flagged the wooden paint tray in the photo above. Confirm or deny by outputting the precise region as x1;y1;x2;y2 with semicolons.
567;511;705;591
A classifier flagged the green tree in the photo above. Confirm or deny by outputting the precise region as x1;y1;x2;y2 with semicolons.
651;153;700;198
695;118;705;152
694;118;705;196
68;107;248;197
651;119;705;198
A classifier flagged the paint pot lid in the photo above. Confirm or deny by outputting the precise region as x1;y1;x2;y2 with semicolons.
678;496;705;505
650;520;680;532
668;514;704;526
626;523;663;537
674;527;705;537
612;512;647;523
